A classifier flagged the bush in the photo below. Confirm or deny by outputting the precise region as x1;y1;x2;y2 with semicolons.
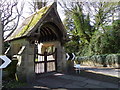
77;54;120;68
106;54;120;67
3;60;18;79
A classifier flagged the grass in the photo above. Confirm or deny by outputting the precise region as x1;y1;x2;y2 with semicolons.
3;79;27;88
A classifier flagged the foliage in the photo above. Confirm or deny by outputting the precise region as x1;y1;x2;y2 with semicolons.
60;1;119;56
3;61;27;88
63;11;80;54
77;54;120;68
3;60;17;79
62;2;94;55
88;20;120;55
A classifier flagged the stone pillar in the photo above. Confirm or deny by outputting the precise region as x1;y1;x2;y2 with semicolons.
16;46;28;82
66;60;74;74
16;40;35;83
26;44;35;83
54;41;66;73
61;46;67;72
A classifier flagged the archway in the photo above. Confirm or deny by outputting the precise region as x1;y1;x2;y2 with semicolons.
34;22;63;74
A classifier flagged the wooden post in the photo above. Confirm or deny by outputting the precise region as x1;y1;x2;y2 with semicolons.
0;12;3;89
44;51;47;72
55;48;57;72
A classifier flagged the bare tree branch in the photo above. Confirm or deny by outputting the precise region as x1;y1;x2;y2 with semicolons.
28;0;48;14
0;0;25;39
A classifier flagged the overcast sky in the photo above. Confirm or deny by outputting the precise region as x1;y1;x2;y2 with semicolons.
20;0;65;21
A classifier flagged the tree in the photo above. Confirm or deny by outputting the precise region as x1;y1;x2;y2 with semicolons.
0;0;24;38
88;2;119;55
59;1;95;55
28;0;48;13
63;11;80;53
0;0;25;54
59;1;119;56
93;2;118;32
0;12;3;54
0;11;3;90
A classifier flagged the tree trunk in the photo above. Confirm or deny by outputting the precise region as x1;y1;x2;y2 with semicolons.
0;13;3;55
0;12;3;89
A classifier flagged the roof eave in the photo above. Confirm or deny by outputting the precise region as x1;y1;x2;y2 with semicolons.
4;36;27;42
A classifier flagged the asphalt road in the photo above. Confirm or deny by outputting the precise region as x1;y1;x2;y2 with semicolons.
79;66;120;78
20;72;119;89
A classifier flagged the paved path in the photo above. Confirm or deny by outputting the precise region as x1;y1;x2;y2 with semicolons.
24;72;119;89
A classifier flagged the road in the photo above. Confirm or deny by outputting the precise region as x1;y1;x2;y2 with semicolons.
20;72;119;89
79;66;120;78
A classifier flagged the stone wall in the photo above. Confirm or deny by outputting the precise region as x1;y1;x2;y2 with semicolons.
10;39;35;82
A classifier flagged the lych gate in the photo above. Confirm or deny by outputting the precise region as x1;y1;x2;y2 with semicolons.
5;3;68;82
33;22;65;74
35;47;57;74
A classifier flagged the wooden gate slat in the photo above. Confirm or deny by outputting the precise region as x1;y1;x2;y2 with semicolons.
34;48;57;74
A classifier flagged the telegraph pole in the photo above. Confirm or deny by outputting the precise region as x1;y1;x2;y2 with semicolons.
0;12;3;90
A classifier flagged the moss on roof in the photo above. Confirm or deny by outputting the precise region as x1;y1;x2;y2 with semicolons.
6;5;51;41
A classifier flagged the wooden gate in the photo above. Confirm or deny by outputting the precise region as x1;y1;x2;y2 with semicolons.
34;48;57;74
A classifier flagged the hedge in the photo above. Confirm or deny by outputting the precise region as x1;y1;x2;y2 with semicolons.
77;54;120;68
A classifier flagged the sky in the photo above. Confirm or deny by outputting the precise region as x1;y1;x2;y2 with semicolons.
20;0;65;21
19;0;120;24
